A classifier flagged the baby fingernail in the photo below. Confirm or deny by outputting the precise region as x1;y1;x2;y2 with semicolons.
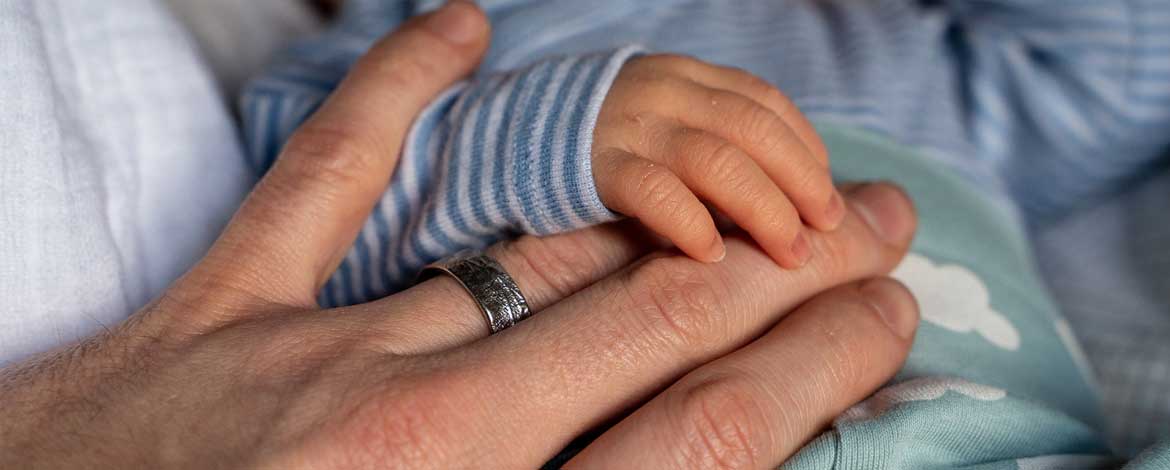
790;232;811;266
426;1;482;45
825;191;845;227
860;278;919;340
708;237;726;262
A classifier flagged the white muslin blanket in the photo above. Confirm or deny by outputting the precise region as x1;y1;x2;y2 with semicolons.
0;0;252;363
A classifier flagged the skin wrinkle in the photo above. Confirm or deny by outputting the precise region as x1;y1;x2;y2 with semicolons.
679;378;762;469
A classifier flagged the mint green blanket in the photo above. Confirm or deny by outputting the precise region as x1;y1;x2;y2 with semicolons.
785;125;1163;469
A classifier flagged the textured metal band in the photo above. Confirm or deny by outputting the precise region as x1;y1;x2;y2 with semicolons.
420;250;531;334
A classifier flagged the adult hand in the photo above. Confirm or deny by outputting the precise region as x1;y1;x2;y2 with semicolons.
0;2;919;469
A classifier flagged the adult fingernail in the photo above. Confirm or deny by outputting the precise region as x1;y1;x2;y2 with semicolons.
860;277;919;340
425;1;482;45
790;231;811;266
846;183;915;245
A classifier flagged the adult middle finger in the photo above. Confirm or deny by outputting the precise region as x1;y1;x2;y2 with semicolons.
567;277;919;469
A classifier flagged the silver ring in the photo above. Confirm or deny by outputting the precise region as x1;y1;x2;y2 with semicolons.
420;250;531;334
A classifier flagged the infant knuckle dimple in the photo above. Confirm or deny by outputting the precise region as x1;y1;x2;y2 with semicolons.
625;257;727;350
751;197;792;231
623;54;660;75
702;141;750;183
751;121;791;162
632;164;681;207
648;53;701;73
675;202;714;236
761;84;797;115
793;164;832;196
740;71;781;100
639;76;690;106
737;104;783;146
671;375;766;469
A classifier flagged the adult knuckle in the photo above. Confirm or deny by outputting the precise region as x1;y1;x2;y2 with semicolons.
671;374;767;469
624;257;728;350
151;274;278;335
367;50;440;91
282;126;382;189
804;298;878;391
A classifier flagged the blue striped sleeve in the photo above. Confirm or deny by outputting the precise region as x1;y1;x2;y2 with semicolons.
940;0;1170;216
242;46;641;306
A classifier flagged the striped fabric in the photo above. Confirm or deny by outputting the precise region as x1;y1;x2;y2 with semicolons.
241;0;1170;302
244;42;638;305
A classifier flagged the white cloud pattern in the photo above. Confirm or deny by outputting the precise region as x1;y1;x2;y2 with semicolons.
839;376;1006;422
892;253;1021;350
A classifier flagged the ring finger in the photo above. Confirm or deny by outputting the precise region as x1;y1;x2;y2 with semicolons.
349;220;665;354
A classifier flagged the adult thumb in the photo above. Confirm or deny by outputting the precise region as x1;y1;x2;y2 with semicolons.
201;0;490;309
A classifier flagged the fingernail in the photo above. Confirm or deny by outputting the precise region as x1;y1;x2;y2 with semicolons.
790;231;811;266
708;236;726;263
845;183;915;245
425;1;482;45
824;191;845;228
860;278;919;340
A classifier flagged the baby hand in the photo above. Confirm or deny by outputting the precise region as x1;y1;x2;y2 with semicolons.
592;54;844;268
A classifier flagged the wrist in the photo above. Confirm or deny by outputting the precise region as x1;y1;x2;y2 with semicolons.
0;326;158;468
